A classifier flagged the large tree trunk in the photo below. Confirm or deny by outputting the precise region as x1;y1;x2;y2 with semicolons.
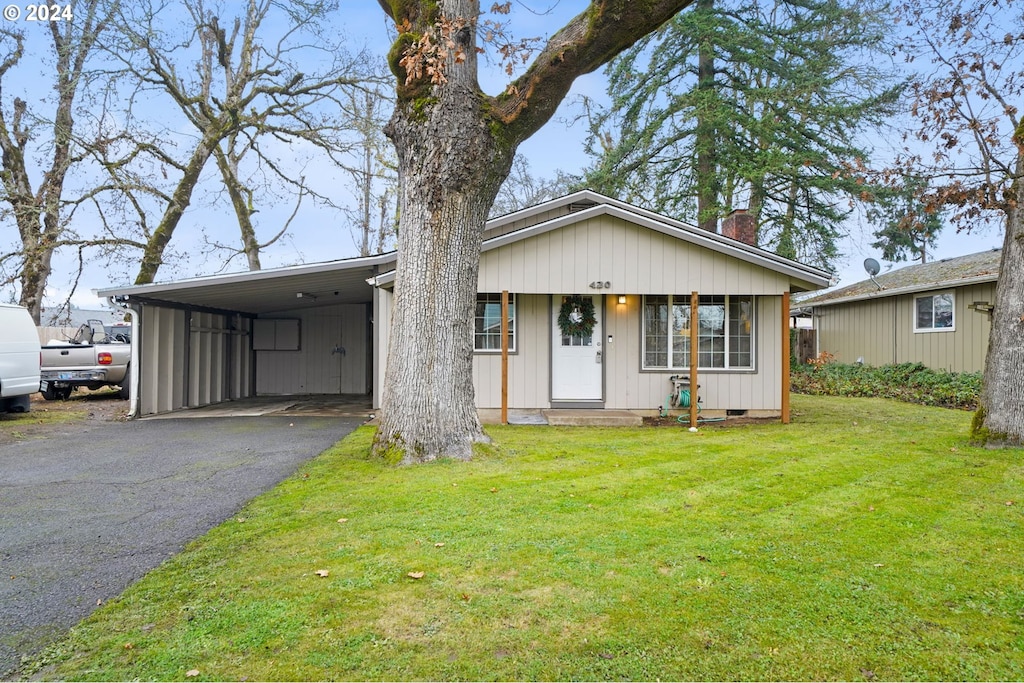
372;0;695;463
135;141;216;284
695;0;719;233
16;224;51;324
214;145;262;270
374;1;514;463
972;151;1024;446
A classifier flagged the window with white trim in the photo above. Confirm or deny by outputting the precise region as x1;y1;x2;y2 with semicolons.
474;293;516;351
914;292;954;331
643;295;754;370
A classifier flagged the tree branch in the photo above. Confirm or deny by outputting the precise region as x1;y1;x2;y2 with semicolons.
489;0;696;145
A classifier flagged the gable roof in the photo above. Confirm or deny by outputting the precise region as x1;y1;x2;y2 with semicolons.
374;190;831;291
95;191;831;314
799;248;1001;308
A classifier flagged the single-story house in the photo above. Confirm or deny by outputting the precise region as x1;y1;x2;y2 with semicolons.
97;191;830;419
798;248;1001;373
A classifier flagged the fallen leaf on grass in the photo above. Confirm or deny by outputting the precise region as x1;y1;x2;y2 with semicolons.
598;652;615;659
1006;501;1014;506
873;563;884;568
434;542;445;547
185;670;200;678
407;571;425;579
337;518;349;523
315;569;330;578
123;642;134;650
490;487;498;493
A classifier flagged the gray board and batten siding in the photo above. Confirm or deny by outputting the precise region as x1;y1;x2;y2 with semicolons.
97;192;829;418
801;249;999;373
375;194;829;415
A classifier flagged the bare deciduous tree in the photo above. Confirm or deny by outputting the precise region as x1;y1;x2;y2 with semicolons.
104;0;378;284
490;155;576;218
339;88;398;257
0;1;128;323
891;0;1024;445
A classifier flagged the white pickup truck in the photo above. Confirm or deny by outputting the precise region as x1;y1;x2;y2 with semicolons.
40;320;132;400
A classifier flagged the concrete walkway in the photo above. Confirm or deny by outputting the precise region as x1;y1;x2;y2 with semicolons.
0;414;363;678
149;396;646;427
478;408;645;426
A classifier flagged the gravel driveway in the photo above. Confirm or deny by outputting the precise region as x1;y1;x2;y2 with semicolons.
0;406;363;678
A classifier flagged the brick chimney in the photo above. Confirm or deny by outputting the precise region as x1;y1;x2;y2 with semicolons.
721;209;756;246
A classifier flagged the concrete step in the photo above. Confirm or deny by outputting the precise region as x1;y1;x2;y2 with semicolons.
542;409;643;427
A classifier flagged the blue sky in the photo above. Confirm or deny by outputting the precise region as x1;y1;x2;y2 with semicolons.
337;1;1003;288
5;1;1003;309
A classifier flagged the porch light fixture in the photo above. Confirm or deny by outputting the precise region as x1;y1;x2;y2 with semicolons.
617;295;627;305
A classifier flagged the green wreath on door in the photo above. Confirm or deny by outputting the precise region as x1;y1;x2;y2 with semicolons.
557;295;596;338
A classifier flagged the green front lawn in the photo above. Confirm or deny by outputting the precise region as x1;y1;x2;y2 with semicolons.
34;395;1023;681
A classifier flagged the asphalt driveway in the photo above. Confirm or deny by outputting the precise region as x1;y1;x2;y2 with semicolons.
0;412;363;678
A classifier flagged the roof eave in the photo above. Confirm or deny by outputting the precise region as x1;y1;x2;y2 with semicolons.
96;252;397;299
802;273;999;308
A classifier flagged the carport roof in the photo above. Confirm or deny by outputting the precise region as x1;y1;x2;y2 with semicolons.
96;253;396;315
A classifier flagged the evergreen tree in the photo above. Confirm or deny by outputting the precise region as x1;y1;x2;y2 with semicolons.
582;0;902;270
868;176;943;264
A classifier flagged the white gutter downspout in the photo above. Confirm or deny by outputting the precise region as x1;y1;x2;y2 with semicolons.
108;295;141;419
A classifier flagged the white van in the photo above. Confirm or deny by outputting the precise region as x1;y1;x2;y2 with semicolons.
0;304;41;413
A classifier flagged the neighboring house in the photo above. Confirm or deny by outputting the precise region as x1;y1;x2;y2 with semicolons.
37;305;128;344
96;191;830;418
39;305;126;328
799;249;1000;373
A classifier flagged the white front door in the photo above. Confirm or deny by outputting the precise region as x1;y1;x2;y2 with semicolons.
551;294;603;402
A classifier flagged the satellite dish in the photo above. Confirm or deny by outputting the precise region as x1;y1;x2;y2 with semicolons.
863;258;881;277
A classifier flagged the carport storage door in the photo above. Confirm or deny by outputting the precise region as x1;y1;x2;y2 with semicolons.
256;304;369;395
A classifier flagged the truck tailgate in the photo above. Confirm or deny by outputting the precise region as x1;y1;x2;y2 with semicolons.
41;344;98;368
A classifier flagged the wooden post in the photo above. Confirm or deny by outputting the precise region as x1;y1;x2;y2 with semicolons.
782;291;791;424
690;291;699;429
501;290;509;425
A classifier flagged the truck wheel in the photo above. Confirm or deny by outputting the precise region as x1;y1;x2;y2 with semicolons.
118;366;130;400
42;385;71;401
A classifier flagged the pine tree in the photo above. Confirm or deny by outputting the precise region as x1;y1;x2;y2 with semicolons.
583;0;902;270
868;176;944;264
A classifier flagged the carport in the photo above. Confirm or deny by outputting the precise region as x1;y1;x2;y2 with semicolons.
98;253;395;417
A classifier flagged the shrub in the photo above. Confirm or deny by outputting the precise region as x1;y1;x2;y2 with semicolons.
791;357;981;410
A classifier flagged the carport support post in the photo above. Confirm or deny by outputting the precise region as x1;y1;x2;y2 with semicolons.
501;290;509;425
782;291;791;424
689;291;698;429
